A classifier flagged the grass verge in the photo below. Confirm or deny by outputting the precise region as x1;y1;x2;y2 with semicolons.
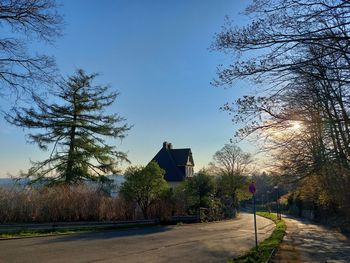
0;223;157;239
0;228;95;238
228;212;286;263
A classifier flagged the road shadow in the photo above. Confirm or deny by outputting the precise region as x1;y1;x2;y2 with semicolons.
41;225;173;244
282;214;348;231
292;226;350;261
279;216;350;261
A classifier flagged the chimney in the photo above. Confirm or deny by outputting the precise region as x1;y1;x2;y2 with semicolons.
163;141;173;149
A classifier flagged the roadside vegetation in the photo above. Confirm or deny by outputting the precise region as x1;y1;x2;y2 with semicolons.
0;185;134;223
230;212;286;263
213;0;350;231
0;145;257;224
120;161;169;219
0;222;161;239
0;228;102;239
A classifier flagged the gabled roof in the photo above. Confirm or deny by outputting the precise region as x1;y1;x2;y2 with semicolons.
171;149;193;166
152;142;194;182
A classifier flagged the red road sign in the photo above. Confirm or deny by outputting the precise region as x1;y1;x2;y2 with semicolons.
249;182;256;194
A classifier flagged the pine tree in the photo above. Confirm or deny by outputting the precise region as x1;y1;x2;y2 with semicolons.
7;70;130;185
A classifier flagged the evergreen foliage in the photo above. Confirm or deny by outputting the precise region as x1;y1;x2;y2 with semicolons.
6;70;130;185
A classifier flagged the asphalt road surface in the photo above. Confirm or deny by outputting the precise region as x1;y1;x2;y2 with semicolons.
0;213;274;263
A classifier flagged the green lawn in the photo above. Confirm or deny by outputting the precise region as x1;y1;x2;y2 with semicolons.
228;212;286;263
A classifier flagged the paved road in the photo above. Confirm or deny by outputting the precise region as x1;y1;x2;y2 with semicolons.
272;215;350;263
0;213;274;263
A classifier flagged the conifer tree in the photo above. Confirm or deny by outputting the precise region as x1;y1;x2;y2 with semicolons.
7;70;130;185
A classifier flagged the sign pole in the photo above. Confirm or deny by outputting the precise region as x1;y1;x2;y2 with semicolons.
253;193;258;249
249;181;258;249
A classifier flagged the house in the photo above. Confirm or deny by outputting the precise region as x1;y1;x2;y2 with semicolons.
151;142;194;188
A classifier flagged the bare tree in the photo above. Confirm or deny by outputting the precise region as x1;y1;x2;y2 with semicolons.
211;144;251;215
0;0;62;99
212;0;350;87
212;0;350;219
211;144;252;176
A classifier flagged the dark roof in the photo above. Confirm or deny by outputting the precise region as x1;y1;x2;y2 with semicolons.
171;149;191;165
152;143;194;182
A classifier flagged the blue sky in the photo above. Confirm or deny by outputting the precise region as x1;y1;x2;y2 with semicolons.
0;0;254;177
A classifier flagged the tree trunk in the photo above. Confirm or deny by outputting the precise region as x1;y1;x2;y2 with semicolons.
65;90;78;182
142;206;148;219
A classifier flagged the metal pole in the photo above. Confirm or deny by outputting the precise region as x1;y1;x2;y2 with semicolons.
274;186;280;220
253;194;258;249
277;188;281;220
276;190;279;219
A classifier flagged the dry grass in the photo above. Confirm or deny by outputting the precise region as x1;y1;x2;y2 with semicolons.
0;185;137;223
